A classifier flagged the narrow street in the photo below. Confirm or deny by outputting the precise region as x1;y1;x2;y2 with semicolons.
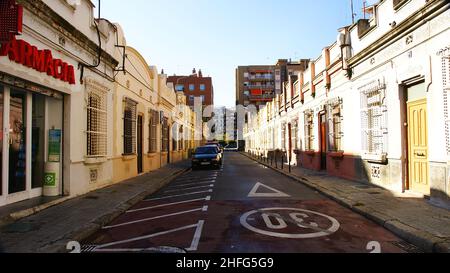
82;152;418;253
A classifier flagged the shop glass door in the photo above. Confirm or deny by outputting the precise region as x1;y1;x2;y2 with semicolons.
9;90;27;194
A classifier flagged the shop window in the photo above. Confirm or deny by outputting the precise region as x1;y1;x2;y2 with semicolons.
161;117;169;152
304;110;314;151
149;109;159;153
87;89;107;157
123;98;137;155
360;81;388;158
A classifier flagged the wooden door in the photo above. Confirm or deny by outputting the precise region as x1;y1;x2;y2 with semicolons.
407;99;430;195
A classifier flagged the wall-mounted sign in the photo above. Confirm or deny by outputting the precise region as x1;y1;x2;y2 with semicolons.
0;0;23;43
48;129;62;162
0;38;76;84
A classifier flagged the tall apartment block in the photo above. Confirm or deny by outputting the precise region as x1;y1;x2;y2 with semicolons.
235;65;276;107
236;60;309;108
167;68;214;108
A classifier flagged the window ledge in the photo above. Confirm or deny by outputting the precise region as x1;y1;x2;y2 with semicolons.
147;152;158;158
84;157;108;165
122;154;137;161
329;151;345;159
305;151;316;156
362;152;388;164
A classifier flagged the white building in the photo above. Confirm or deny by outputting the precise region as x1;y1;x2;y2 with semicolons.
0;0;119;207
245;0;450;208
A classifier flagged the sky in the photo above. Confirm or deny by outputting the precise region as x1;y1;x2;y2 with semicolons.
99;0;374;108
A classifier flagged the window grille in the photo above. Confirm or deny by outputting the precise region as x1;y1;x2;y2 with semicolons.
149;109;159;153
291;120;299;150
86;83;108;157
123;98;137;155
360;81;388;155
304;110;314;151
443;56;450;154
161;117;169;152
179;125;184;151
327;99;343;152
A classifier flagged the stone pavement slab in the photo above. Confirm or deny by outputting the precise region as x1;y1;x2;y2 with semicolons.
243;153;450;253
0;160;191;253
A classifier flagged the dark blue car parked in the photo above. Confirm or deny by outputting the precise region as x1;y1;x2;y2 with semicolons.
192;146;223;170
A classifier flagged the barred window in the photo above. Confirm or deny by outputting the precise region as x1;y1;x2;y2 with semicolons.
123;98;137;155
172;123;178;151
291;120;299;150
304;111;314;151
328;101;343;152
179;125;184;151
360;81;388;155
149;110;159;153
161;117;169;152
87;87;107;157
442;56;450;154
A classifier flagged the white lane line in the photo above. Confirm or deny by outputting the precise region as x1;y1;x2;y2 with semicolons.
164;184;214;193
173;178;216;184
170;181;215;188
126;196;211;213
186;220;205;252
144;190;213;201
103;206;209;229
96;222;202;249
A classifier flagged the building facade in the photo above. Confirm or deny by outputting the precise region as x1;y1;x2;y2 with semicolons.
0;0;200;208
245;0;450;208
167;69;214;108
0;0;118;206
236;65;276;107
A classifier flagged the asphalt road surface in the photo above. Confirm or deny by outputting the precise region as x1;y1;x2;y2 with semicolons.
82;152;420;253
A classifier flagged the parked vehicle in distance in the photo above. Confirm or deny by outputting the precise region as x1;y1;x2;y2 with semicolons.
192;146;223;170
206;141;224;153
224;143;238;152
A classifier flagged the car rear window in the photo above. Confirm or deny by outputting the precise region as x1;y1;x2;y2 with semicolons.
195;147;218;154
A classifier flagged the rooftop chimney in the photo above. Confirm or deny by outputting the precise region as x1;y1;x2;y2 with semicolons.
198;69;203;78
192;68;197;76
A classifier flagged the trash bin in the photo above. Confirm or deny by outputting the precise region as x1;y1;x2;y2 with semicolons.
43;162;60;197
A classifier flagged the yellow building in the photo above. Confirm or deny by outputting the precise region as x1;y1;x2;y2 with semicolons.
112;25;198;183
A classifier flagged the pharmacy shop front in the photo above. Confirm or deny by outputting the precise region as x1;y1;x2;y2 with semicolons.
0;78;65;207
0;39;74;207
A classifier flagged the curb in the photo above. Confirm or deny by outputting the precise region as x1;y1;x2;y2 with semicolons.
0;197;72;229
0;165;191;253
47;166;192;253
241;152;448;253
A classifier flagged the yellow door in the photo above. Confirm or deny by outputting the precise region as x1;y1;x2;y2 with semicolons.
407;99;430;195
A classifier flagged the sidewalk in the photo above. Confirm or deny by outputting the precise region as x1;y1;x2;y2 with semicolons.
242;153;450;253
0;160;191;253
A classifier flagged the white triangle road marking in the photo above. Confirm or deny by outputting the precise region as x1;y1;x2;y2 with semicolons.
248;182;291;198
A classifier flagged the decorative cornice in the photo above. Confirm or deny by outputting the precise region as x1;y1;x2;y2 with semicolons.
348;0;449;67
18;0;119;67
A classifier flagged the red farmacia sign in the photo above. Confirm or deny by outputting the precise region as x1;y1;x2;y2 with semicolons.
0;38;76;85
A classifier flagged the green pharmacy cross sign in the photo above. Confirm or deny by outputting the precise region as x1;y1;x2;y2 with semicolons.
44;173;56;187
